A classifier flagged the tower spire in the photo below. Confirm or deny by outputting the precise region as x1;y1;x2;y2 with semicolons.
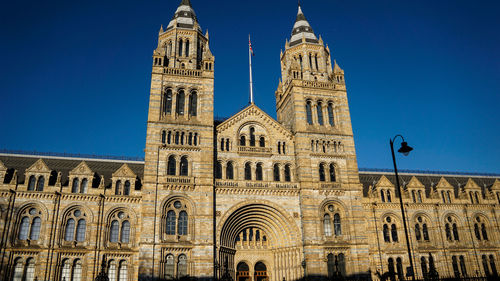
166;0;200;32
289;4;318;47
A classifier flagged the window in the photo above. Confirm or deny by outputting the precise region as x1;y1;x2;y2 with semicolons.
60;258;82;281
167;156;176;176
452;256;460;277
256;163;263;181
329;164;336;182
396;257;404;280
25;258;35;281
273;164;280;181
65;218;75;241
318;164;326;182
327;253;346;277
259;137;265;147
115;180;122;195
415;216;430;242
446;191;452;203
418;190;423;203
226;162;234;180
178;211;188;235
445;216;460;241
165;255;175;280
61;259;71;281
306;101;313;124
483;255;491;276
118;260;128;281
188;92;197;116
327;103;334;126
383;217;398;243
164;200;189;237
324;214;332;236
381;190;386;202
18;207;42;241
240;135;246;146
163;89;173;114
80;178;88;194
36;176;44;191
176;90;185;115
244;163;252;180
72;178;79;193
177;254;188;278
28;176;36;191
249;127;255;146
490;255;498;276
474;217;488;241
178;39;183;56
108;260;117;281
180;156;188;176
284;165;291;182
123;181;130;196
334;214;342;236
76;219;86;241
317;102;324;125
166;211;176;235
109;211;131;244
421;257;428;278
460;256;468;277
391;224;398;242
13;258;24;281
73;260;82;281
324;205;342;237
215;162;222;179
387;190;392;202
64;209;86;242
185;40;189;57
412;190;416;203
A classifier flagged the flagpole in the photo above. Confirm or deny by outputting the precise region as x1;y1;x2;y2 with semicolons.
249;34;254;104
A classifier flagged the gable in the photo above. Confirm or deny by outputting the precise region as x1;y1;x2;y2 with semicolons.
112;164;136;178
491;179;500;191
464;178;481;190
375;175;394;189
69;161;94;176
406;176;424;189
25;159;51;174
0;160;6;172
436;177;453;189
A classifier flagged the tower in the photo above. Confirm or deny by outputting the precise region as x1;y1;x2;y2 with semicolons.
141;0;215;279
275;4;369;276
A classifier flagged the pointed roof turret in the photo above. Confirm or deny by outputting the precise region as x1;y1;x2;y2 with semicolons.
289;4;319;47
166;0;201;32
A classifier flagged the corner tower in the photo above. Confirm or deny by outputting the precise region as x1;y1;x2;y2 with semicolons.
141;0;215;279
275;4;369;276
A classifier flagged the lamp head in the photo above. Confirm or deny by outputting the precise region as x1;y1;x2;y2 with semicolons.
398;142;413;156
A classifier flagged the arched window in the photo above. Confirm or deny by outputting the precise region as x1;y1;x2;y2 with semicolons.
415;216;430;242
28;176;36;191
110;220;119;242
167;156;176;176
334;213;342;236
80;178;88;194
29;217;41;240
317;102;324;125
475;192;480;204
36;176;44;191
65;218;75;241
418;190;423;202
483;255;490;276
256;163;263;181
474;217;488;241
118;260;128;281
167;131;172;144
176;89;185;115
396;257;404;280
423;223;429;241
383;225;390;242
306;101;313;125
180;156;188;176
324;214;332;236
19;208;43;241
177;254;188;278
249;127;256;146
319;164;326;182
415;223;421;241
446;191;452;203
12;258;24;281
445;216;460;241
412;190;417;203
73;259;82;281
215;162;222;179
61;259;71;281
115;180;122;195
166;211;176;235
240;135;246;146
226;162;234;180
165;254;175;280
273;164;280;181
329;164;336;182
175;132;180;144
25;258;35;281
185;40;190;57
188;92;197;116
163;89;173;114
391;224;398;242
178;211;188;235
76;219;86;242
387;190;392;202
121;221;130;243
327;254;335;277
72;178;79;193
327;103;334;126
388;258;395;276
489;255;498;277
108;260;117;281
460;256;467;277
284;165;291;182
19;217;30;240
421;257;428;278
123;181;130;196
452;256;460;278
381;190;386;202
178;39;183;56
244;163;252;180
259;137;265;147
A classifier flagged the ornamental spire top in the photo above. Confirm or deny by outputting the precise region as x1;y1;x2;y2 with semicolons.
289;4;318;47
166;0;201;32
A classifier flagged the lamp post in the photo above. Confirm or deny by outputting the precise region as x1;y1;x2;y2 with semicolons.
390;135;415;280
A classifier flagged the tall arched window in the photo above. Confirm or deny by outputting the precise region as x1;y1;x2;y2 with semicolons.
249;127;256;146
25;258;35;281
188;92;197;116
240;135;246;146
391;224;398;242
185;40;190;57
317;102;324;125
121;221;130;243
64;218;75;242
73;259;82;281
166;211;176;235
381;190;386;202
327;103;334;126
396;257;404;280
415;216;430;242
28;176;36;191
176;90;185;115
489;255;498;276
334;214;342;236
474;217;488;241
109;211;132;244
445;216;460;241
165;254;175;279
324;214;332;236
259;137;265;147
273;164;280;181
483;255;490;276
30;217;41;240
36;176;44;191
12;258;24;281
256;163;263;181
180;156;188;176
244;163;252;180
19;217;30;240
108;260;117;281
177;254;188;278
383;224;390;242
306;101;313;125
327;254;335;277
18;208;43;241
114;180;122;195
383;217;398;243
284;165;291;182
72;178;79;193
452;256;460;277
110;220;119;242
167;156;176;176
387;190;392;202
460;256;468;277
123;181;130;196
329;164;336;182
178;39;183;57
80;178;88;194
319;164;326;182
76;219;86;242
61;259;71;281
178;211;188;235
421;257;428;278
226;162;234;180
163;89;173;115
215;162;222;179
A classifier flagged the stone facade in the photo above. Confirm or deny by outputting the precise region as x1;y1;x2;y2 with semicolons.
0;1;499;281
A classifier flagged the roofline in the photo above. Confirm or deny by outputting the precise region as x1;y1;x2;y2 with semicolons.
0;150;145;164
359;168;500;179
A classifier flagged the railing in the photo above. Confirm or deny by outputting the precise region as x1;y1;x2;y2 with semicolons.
163;67;202;77
238;146;272;154
320;182;341;189
303;80;335;89
215;180;298;189
164;176;192;184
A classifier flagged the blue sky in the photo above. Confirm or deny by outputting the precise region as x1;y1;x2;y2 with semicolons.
0;0;499;173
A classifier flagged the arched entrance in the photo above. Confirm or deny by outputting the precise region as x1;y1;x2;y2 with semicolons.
217;201;303;281
254;262;268;281
237;262;250;281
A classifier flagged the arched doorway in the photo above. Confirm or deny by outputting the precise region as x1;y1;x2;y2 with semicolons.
254;262;268;281
237;262;250;281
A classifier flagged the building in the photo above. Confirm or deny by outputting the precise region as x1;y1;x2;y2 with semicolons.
0;0;499;280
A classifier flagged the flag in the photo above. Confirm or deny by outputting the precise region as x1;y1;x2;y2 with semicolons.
249;37;255;56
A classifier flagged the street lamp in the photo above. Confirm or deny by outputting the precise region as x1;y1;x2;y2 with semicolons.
390;135;415;280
